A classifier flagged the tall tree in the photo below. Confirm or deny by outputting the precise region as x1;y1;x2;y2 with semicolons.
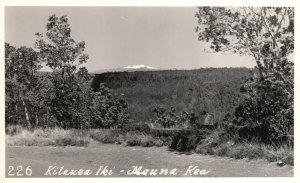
196;7;294;144
5;43;43;128
34;14;129;129
35;14;91;128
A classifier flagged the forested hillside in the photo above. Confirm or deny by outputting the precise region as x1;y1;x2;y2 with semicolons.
92;68;252;123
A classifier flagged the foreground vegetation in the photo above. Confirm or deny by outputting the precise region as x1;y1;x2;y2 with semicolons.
6;125;293;166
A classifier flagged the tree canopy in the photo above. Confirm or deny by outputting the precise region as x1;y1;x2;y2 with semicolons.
196;7;294;79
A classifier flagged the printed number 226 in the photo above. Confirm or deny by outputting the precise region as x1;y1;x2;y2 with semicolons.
8;166;32;176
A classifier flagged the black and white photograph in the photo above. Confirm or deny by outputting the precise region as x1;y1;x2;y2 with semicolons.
1;1;298;181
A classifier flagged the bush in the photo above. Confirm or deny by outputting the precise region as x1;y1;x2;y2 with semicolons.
170;133;201;151
152;106;200;129
154;139;164;147
89;84;130;129
225;61;294;145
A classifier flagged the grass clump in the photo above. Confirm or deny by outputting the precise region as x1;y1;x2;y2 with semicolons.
263;145;294;165
125;132;164;147
5;126;165;148
6;128;90;146
226;143;264;159
5;125;23;136
195;130;227;154
140;135;155;147
125;132;142;146
195;131;294;165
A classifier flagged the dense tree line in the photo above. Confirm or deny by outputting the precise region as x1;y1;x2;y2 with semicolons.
92;68;250;90
92;68;251;123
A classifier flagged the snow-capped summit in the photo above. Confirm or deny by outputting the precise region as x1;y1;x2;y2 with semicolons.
90;64;159;73
123;64;156;69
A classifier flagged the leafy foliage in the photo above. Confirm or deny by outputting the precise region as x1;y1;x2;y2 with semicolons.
152;106;199;129
35;14;92;128
224;61;294;144
5;43;47;128
196;7;294;145
196;7;294;79
89;84;129;129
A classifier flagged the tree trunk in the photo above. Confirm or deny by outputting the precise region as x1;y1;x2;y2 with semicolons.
35;113;39;127
22;100;31;129
255;56;264;80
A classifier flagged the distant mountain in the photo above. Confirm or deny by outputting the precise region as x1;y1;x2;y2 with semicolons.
90;64;159;74
123;64;156;69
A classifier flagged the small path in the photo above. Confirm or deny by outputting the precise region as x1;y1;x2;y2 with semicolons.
6;143;293;177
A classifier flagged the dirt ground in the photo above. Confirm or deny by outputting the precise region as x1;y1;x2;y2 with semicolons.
6;143;293;177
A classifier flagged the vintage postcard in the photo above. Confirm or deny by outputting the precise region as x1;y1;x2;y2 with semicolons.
1;0;299;183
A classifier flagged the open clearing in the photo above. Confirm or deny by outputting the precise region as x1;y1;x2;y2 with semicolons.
6;143;293;177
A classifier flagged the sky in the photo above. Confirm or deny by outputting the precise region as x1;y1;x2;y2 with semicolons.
5;6;256;72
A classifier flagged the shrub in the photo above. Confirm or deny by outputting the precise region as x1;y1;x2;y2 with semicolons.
170;133;201;151
154;139;164;147
89;84;130;129
225;61;294;145
152;106;200;129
